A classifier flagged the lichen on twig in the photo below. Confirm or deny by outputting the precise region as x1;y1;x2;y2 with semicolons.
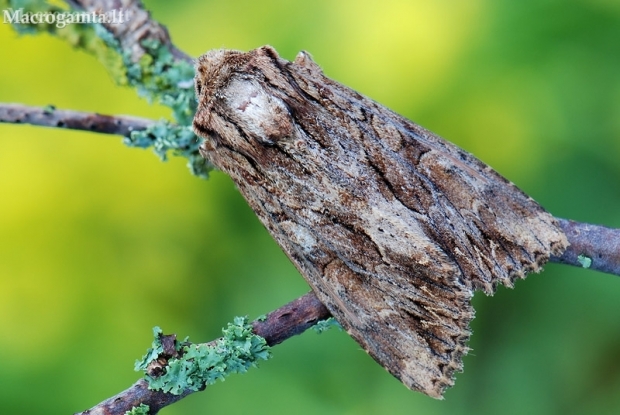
136;318;271;395
3;0;210;177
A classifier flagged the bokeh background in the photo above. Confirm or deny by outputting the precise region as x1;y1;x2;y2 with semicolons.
1;0;620;414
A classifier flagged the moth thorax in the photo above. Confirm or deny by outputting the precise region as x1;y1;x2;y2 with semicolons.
222;76;294;146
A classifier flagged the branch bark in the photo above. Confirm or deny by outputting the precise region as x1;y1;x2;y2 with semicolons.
550;218;620;275
74;293;330;415
65;0;192;63
0;103;155;136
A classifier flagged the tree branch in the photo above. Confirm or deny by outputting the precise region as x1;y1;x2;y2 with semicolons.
0;103;155;136
550;218;620;275
74;293;330;415
65;0;192;63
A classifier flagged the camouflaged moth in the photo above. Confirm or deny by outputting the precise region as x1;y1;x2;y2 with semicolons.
192;46;568;398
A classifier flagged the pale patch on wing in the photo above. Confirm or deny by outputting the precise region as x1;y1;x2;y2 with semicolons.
279;221;318;254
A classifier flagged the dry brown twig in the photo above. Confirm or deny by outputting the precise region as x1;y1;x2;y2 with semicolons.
0;0;618;414
73;293;330;415
0;103;155;136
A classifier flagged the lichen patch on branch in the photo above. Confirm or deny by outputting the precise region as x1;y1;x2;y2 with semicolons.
135;318;271;395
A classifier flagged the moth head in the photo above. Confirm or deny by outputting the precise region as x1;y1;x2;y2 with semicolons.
193;48;244;125
193;46;295;150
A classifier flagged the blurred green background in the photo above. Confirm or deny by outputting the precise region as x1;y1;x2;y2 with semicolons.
1;0;620;414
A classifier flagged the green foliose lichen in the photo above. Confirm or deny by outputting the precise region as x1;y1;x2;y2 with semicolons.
136;317;271;395
577;254;592;269
134;326;166;372
124;403;150;415
120;39;197;126
117;39;209;177
125;121;210;178
312;317;343;334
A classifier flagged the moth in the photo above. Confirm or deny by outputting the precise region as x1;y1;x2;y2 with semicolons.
193;46;568;398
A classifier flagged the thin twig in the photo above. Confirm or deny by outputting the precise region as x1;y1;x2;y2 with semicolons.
550;218;620;275
74;293;330;415
0;103;155;136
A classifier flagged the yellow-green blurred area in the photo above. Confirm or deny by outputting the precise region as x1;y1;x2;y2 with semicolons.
1;0;620;413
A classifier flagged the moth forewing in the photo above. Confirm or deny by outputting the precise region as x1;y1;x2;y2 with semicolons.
193;45;568;398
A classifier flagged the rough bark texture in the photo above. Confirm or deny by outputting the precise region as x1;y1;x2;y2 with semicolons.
254;291;331;346
192;46;569;398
